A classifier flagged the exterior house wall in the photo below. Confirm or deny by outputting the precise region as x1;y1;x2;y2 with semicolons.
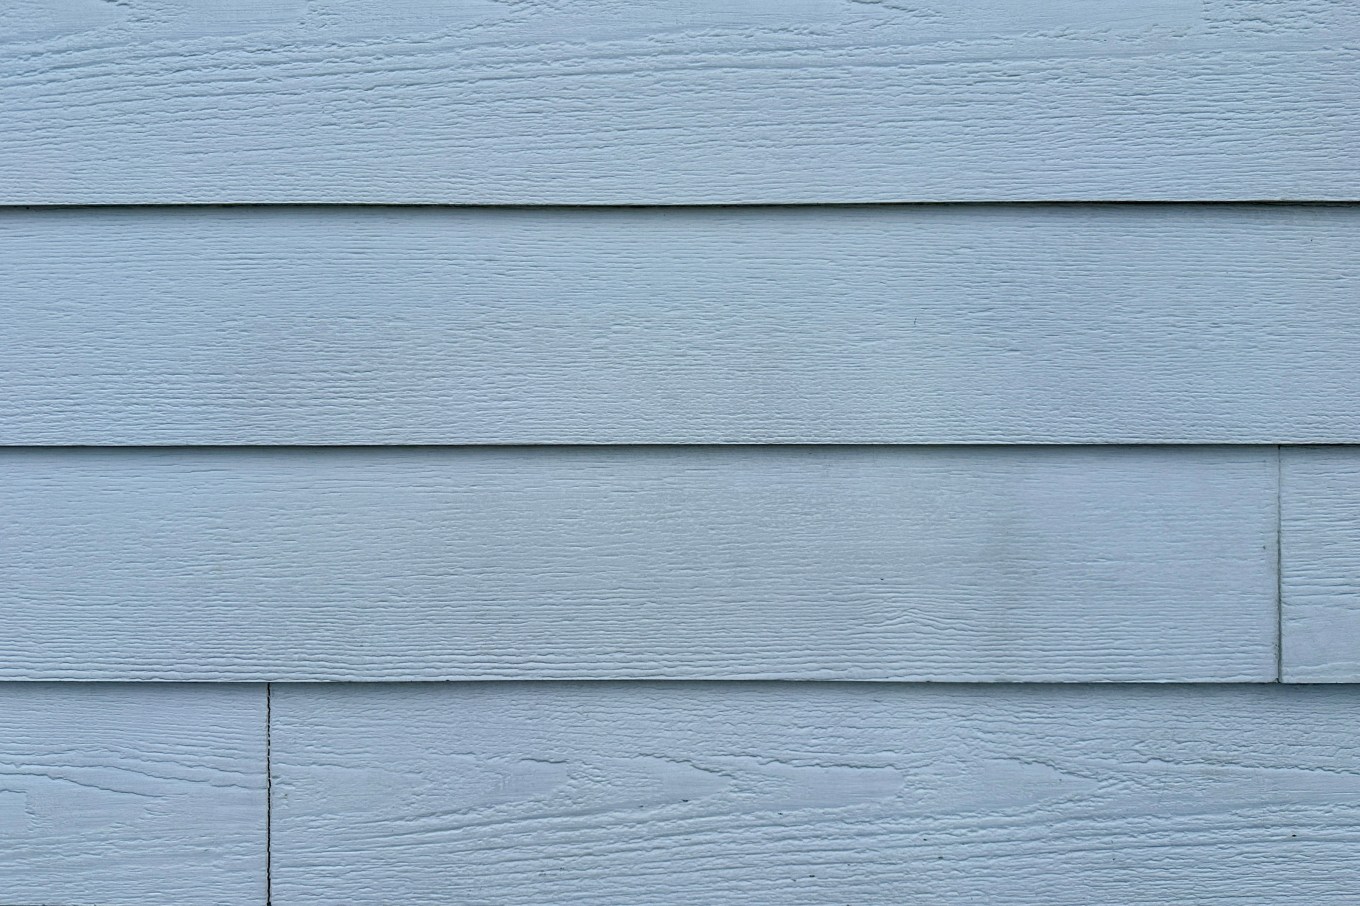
2;1;1357;902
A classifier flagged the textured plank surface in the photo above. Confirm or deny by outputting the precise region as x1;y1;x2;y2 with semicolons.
5;205;1358;444
272;682;1360;906
1;0;1356;203
0;683;265;906
1;446;1276;681
1282;447;1360;682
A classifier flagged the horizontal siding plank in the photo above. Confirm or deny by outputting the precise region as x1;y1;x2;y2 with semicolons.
272;682;1360;905
1282;447;1360;682
5;205;1359;444
0;684;265;905
1;446;1276;681
0;0;1355;203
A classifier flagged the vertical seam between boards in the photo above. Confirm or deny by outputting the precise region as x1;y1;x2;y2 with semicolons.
1276;446;1284;683
266;682;273;906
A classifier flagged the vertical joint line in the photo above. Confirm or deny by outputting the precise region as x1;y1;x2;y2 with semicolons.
1275;446;1284;683
266;682;273;906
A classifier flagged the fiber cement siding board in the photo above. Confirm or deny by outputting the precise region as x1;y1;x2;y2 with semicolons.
0;446;1276;681
5;205;1358;445
0;0;1355;204
0;683;266;906
1282;447;1360;682
271;682;1360;906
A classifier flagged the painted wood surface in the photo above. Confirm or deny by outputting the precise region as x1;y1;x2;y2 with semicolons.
1282;447;1360;682
271;682;1360;905
1;0;1355;203
1;445;1276;682
0;683;265;905
5;204;1358;445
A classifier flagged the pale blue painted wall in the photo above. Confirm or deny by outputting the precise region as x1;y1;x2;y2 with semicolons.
2;0;1358;902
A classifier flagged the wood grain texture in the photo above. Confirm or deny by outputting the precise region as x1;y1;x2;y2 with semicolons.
1;445;1276;681
0;683;265;906
271;682;1360;906
5;204;1359;445
1282;447;1360;682
1;0;1356;203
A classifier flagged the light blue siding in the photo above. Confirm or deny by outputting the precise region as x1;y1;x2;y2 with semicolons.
0;445;1277;681
272;682;1360;905
3;0;1355;900
1283;448;1360;682
4;205;1357;444
0;0;1355;203
0;684;266;905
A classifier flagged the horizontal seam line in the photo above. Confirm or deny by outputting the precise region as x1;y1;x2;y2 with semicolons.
0;199;1358;213
0;442;1331;453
